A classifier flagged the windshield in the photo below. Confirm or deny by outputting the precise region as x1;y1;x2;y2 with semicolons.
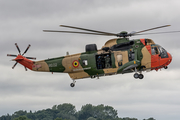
158;46;168;58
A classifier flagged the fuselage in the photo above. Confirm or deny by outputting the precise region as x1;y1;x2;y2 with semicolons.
21;37;172;80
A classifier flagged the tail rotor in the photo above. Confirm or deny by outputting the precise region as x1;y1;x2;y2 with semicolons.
7;43;36;70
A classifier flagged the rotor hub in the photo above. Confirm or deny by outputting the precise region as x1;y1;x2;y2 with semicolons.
117;31;128;37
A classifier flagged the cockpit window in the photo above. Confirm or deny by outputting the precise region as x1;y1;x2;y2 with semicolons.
151;46;159;55
158;46;168;58
151;44;168;58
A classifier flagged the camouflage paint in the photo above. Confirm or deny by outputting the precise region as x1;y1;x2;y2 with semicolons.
12;38;172;80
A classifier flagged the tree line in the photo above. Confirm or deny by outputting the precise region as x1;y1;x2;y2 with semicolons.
0;103;155;120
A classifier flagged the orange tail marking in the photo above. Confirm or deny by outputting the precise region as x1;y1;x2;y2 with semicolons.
14;55;34;70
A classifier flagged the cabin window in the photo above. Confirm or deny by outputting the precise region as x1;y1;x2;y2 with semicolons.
83;60;88;66
117;54;123;66
96;54;111;69
129;50;135;61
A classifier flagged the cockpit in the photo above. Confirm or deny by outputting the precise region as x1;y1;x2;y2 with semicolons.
151;44;168;58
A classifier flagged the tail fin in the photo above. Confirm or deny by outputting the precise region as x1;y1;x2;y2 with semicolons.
13;55;34;70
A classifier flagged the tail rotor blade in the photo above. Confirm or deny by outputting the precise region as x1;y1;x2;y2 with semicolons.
24;66;27;71
25;56;36;60
15;43;21;55
22;44;31;56
12;62;18;69
7;54;17;57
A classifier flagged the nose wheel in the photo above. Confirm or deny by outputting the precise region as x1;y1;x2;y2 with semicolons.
164;66;168;69
134;73;144;79
70;80;76;87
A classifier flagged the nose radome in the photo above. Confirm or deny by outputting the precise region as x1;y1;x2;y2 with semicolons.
167;52;172;65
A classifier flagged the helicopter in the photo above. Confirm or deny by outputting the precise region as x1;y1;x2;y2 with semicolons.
7;25;175;87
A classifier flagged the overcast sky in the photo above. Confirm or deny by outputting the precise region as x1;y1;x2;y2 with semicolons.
1;0;180;120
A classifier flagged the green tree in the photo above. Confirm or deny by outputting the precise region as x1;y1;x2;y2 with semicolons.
54;118;69;120
78;104;118;120
122;117;137;120
78;104;93;120
52;105;57;110
94;104;118;119
57;103;76;115
56;103;77;120
12;110;28;120
0;103;155;120
143;118;156;120
55;118;63;120
87;117;97;120
26;112;35;120
14;116;31;120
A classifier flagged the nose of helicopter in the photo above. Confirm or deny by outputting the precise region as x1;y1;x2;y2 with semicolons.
167;52;172;66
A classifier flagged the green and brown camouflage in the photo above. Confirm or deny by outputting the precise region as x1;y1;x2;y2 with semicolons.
7;37;172;87
31;38;155;79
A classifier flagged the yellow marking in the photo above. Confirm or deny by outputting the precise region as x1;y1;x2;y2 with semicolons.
72;60;79;68
134;61;136;64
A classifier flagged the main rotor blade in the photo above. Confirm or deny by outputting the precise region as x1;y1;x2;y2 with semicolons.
7;54;17;57
22;44;31;56
43;30;117;36
132;25;171;35
12;62;18;69
60;25;117;36
15;43;21;55
133;30;180;36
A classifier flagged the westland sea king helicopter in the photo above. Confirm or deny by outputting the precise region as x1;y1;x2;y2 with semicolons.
7;25;176;87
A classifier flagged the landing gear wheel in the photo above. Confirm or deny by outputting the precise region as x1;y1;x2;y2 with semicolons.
164;66;168;69
134;73;139;79
91;75;96;79
138;74;144;79
70;83;75;87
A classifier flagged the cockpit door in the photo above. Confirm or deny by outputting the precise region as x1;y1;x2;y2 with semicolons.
151;46;160;68
157;46;169;67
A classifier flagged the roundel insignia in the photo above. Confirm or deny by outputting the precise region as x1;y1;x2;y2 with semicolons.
72;60;79;68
